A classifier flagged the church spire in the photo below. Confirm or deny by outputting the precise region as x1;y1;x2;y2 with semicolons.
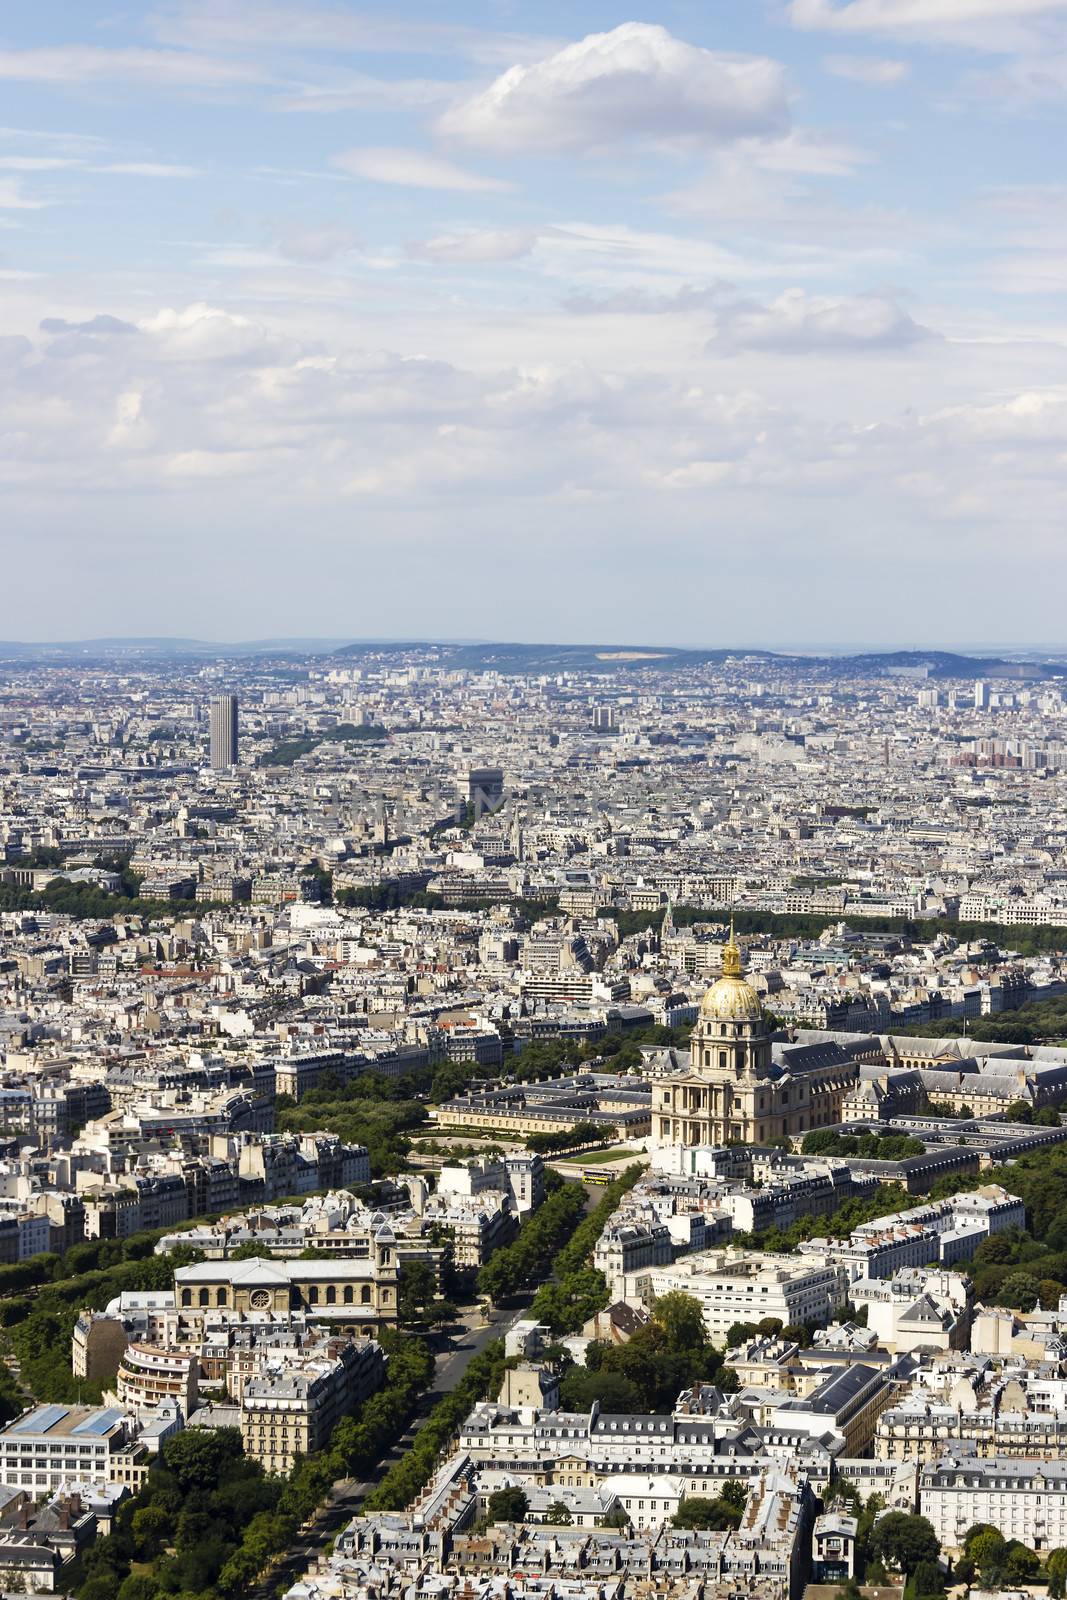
722;915;742;979
661;899;676;940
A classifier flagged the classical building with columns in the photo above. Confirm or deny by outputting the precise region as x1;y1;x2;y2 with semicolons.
652;928;857;1146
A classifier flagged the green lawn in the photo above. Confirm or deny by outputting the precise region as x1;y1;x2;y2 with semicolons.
559;1146;639;1165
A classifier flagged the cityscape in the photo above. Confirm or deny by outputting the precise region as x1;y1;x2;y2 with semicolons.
0;639;1066;1600
5;2;1067;1600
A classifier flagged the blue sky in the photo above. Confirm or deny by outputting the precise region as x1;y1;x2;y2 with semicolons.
2;1;1067;645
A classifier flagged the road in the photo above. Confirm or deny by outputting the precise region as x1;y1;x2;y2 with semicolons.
249;1294;534;1600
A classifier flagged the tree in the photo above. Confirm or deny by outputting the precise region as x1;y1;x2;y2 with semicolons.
162;1426;243;1493
912;1559;945;1598
672;1495;743;1531
868;1512;940;1575
229;1241;266;1261
997;1271;1043;1312
726;1321;759;1349
559;1367;644;1415
963;1524;1005;1566
398;1260;438;1324
652;1291;708;1352
1046;1546;1067;1598
1004;1543;1040;1583
117;1577;162;1600
602;1506;630;1530
545;1500;573;1525
130;1504;171;1558
719;1479;748;1512
487;1487;529;1524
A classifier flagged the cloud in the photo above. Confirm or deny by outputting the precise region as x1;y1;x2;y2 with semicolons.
564;282;731;315
273;223;362;262
751;130;867;175
332;146;511;192
0;179;47;210
708;288;935;350
0;156;82;171
96;162;202;177
152;1;557;66
407;229;537;264
437;22;789;155
40;315;137;335
274;74;458;115
790;0;1067;45
824;53;910;82
4;296;1067;591
0;45;265;89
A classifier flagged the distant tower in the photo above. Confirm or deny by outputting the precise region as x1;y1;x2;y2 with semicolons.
209;694;239;770
974;679;989;711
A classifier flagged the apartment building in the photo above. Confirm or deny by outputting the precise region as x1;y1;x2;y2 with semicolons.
921;1455;1067;1553
241;1338;385;1473
633;1251;847;1342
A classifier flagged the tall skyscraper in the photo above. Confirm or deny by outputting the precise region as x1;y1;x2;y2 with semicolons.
974;679;989;711
209;694;239;769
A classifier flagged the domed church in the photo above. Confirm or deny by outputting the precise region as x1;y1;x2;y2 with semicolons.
652;924;856;1147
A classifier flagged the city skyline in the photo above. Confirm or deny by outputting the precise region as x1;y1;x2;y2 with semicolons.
2;2;1067;639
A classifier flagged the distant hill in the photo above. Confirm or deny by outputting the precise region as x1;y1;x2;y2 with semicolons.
0;637;1063;678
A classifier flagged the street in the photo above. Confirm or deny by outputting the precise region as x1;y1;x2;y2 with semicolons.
249;1294;534;1600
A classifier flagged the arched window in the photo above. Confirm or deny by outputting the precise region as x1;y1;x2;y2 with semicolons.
216;1288;227;1307
326;1285;336;1305
181;1289;192;1308
309;1285;319;1304
198;1288;209;1307
343;1285;353;1305
360;1284;372;1305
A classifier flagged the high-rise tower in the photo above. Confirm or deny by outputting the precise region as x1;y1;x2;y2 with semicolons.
209;694;239;770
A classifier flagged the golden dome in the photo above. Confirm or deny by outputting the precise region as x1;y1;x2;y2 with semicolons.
700;919;763;1022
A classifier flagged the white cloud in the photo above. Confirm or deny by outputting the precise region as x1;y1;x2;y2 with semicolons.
332;146;510;192
0;45;264;88
3;296;1067;596
437;22;789;155
407;229;537;264
708;287;935;350
751;130;868;175
824;53;910;82
0;156;82;171
0;179;47;210
273;223;362;262
96;162;201;177
274;74;458;114
790;0;1067;47
152;1;557;67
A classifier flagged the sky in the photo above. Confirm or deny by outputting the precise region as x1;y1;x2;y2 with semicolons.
2;1;1067;647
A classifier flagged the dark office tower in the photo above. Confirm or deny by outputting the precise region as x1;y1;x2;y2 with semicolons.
209;694;239;770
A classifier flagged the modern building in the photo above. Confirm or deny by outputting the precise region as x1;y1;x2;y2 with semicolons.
0;1406;131;1496
209;694;239;770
